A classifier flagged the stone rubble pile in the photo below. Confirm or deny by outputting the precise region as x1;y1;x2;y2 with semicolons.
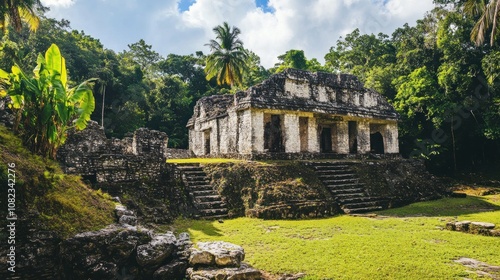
188;241;262;280
446;221;499;236
58;204;262;279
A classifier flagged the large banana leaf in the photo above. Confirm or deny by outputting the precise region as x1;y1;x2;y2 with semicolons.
0;43;96;158
70;81;95;130
45;44;67;87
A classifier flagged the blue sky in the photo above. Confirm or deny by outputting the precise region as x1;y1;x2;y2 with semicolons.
41;0;436;68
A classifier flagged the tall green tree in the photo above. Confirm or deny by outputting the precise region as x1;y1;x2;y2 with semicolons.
272;49;328;73
0;0;43;33
205;22;248;88
0;44;95;158
464;0;500;46
325;29;396;80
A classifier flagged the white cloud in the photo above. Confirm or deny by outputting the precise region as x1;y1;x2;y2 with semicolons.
41;0;76;8
149;0;436;68
45;0;437;68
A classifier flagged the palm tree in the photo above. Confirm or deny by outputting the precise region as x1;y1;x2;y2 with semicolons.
205;22;248;88
465;0;500;46
0;0;42;33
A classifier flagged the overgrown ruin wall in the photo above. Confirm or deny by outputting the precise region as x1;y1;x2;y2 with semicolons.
188;69;399;158
351;159;448;207
57;121;195;224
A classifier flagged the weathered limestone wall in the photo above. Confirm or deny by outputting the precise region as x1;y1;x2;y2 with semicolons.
335;121;350;154
187;69;400;158
238;110;253;154
307;117;320;153
357;121;371;154
57;121;194;224
57;121;169;180
352;159;447;207
284;114;300;153
251;111;265;153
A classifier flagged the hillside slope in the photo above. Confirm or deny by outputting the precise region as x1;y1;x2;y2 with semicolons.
0;125;115;278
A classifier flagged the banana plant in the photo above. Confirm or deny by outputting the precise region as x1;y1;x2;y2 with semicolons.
0;43;96;158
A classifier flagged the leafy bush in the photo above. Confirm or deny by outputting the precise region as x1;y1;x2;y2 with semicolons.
0;43;96;158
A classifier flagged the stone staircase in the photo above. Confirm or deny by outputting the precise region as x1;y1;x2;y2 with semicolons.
176;165;228;220
307;162;385;214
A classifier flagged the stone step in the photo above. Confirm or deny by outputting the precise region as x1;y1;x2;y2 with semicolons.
183;170;206;176
328;188;365;194
342;201;381;209
189;185;214;191
315;169;354;175
343;205;383;214
323;178;359;185
187;179;210;185
312;165;351;171
318;174;357;180
197;201;227;210
194;195;223;202
335;193;365;199
326;183;364;189
192;190;218;196
198;208;228;216
337;196;381;204
185;175;208;181
177;166;202;172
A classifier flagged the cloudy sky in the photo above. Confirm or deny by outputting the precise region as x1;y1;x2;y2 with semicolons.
41;0;436;68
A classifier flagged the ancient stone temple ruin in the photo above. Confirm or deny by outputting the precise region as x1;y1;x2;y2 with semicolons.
188;69;399;158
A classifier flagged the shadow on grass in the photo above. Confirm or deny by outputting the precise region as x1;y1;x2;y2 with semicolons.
377;196;500;217
173;219;224;237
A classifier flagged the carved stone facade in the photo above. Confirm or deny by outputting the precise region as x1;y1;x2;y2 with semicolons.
188;69;399;158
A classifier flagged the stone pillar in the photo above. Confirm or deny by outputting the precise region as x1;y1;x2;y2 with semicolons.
210;120;219;155
190;128;204;156
218;118;229;154
357;121;370;154
238;110;252;154
227;110;238;154
252;111;265;153
307;117;320;153
384;122;399;154
335;121;349;154
284;114;300;153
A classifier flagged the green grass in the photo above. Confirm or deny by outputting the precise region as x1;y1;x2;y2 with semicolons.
0;125;115;238
172;195;500;279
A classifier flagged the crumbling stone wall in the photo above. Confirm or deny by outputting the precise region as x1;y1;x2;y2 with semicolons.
351;159;449;207
57;121;195;224
188;69;400;159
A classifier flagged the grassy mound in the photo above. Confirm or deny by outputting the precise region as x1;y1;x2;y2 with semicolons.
172;194;500;279
0;125;115;238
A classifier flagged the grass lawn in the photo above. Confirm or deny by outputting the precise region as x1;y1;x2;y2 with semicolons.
172;194;500;279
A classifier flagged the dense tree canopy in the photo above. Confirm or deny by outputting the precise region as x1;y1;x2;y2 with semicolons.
0;1;498;173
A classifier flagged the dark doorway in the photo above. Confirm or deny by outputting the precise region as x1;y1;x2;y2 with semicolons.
348;121;357;154
370;132;385;154
320;127;332;153
264;115;284;152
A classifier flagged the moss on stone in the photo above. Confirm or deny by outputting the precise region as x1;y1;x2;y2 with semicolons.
204;161;338;219
0;125;115;238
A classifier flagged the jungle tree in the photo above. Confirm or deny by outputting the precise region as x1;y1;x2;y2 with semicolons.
205;22;248;88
